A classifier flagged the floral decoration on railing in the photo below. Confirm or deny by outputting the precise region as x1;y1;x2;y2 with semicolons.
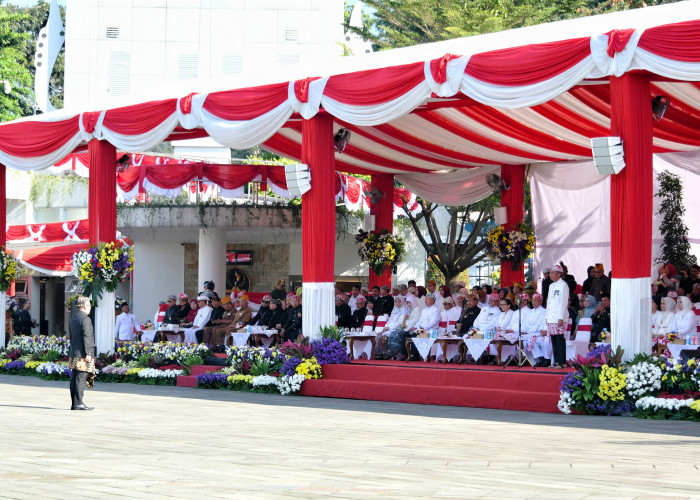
72;241;134;303
485;223;535;270
355;229;405;276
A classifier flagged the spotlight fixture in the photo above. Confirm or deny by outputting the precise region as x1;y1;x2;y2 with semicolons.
652;95;671;121
591;137;625;175
485;173;510;192
284;163;311;197
333;128;351;153
363;187;385;205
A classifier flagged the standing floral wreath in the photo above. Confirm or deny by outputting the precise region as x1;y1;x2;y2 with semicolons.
355;229;405;276
485;223;535;270
72;241;134;303
0;247;22;293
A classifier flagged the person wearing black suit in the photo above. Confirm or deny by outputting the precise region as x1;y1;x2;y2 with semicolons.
351;296;369;329
457;294;481;334
335;294;352;328
376;286;395;317
68;296;95;411
16;300;36;335
281;294;302;341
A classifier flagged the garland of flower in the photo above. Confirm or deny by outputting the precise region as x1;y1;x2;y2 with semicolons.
0;247;23;293
72;241;134;303
355;229;405;276
485;223;535;270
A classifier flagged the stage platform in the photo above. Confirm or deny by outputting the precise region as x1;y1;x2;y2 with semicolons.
300;360;571;413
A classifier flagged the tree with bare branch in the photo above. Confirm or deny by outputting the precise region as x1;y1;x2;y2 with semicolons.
400;193;499;287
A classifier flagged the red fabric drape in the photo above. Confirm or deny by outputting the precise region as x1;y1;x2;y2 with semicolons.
466;37;590;86
203;164;259;189
0;117;79;158
203;83;289;120
301;114;336;282
609;74;653;278
13;244;86;272
325;63;425;105
500;164;525;288
6;220;88;242
368;173;395;289
638;19;700;62
89;140;117;245
102;98;177;136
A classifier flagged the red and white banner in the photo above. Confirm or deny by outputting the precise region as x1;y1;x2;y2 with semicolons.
1;19;699;174
6;219;87;243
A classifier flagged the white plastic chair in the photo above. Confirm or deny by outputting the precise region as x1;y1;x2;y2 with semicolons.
567;318;591;359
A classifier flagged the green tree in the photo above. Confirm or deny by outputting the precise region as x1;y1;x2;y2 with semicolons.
0;5;35;121
348;0;682;49
4;0;65;109
400;194;499;287
655;171;697;272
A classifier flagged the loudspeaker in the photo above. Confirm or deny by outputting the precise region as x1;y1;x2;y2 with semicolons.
494;206;507;226
284;163;311;197
591;137;625;175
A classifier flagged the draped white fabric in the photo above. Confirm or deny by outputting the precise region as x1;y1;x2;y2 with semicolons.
424;56;470;97
0;292;6;349
200;105;293;150
95;291;115;355
396;165;500;207
611;278;652;361
301;282;334;341
530;152;700;284
589;30;642;78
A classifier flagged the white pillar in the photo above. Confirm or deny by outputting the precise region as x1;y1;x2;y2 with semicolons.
0;291;6;348
45;279;55;335
30;277;41;335
198;228;226;298
95;291;115;355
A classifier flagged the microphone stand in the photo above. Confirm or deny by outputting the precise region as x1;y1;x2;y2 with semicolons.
505;297;533;368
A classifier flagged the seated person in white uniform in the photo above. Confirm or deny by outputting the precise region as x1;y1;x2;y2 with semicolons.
671;296;698;338
506;293;531;336
472;293;500;332
525;294;550;366
114;302;139;341
183;296;213;344
440;297;461;333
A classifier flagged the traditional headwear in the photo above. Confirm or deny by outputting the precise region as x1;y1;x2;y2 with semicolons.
443;297;454;305
693;283;700;289
582;295;597;318
239;294;249;301
457;281;466;288
197;295;209;302
167;294;177;301
262;295;272;302
466;293;477;301
594;263;605;272
667;291;678;299
513;282;523;289
360;287;369;294
296;287;303;296
543;267;551;273
178;292;188;300
221;297;231;305
356;296;366;303
550;264;564;274
398;284;408;291
533;293;543;301
427;279;437;286
519;293;530;300
287;292;297;297
488;293;499;301
425;293;436;301
335;294;345;301
381;285;391;292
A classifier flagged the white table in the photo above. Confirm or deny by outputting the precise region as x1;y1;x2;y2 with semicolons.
462;338;492;362
666;343;699;360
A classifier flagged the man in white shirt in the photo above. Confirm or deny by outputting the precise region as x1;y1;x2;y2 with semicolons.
546;264;569;368
184;296;213;344
472;293;500;333
388;293;440;361
507;293;531;335
398;284;418;310
412;294;441;331
525;293;550;366
114;302;139;341
348;286;361;313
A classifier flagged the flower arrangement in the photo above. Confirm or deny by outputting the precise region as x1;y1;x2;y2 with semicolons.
5;296;18;312
355;229;406;276
597;365;627;401
72;240;134;302
311;338;350;365
485;223;535;270
36;361;72;380
625;361;663;398
296;357;322;379
7;336;70;357
0;247;22;293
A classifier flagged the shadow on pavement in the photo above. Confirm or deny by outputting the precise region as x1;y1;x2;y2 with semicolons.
3;374;700;439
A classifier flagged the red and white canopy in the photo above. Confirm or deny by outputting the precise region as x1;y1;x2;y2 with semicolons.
1;15;700;175
6;219;87;243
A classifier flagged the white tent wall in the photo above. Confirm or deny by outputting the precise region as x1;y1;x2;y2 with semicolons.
531;151;700;287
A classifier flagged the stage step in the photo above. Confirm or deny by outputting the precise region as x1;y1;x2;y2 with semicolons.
188;365;224;376
176;375;197;388
299;363;565;413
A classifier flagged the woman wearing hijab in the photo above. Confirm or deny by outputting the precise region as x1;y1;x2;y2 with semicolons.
655;297;677;337
651;299;662;336
578;295;597;320
376;296;408;358
671;296;698;338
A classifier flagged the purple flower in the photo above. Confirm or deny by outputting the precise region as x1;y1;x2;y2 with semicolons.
196;372;228;388
311;338;350;365
281;357;302;377
4;360;26;371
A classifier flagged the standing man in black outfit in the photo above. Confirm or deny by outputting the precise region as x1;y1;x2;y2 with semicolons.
377;285;394;316
68;296;95;411
16;300;37;335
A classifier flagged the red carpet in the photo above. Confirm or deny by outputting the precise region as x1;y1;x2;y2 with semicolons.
300;361;568;413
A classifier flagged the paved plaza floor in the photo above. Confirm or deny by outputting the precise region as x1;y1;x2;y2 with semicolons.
0;376;699;499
